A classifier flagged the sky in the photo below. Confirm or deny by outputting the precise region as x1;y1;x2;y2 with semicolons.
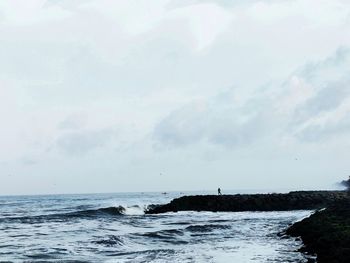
1;0;350;195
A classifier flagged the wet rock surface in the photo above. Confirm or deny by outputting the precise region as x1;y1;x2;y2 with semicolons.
145;191;347;214
286;199;350;263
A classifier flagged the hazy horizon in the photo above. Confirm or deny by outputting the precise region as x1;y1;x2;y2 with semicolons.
1;0;350;195
0;185;345;197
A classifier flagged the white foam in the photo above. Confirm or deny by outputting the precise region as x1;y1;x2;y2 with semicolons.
123;205;145;215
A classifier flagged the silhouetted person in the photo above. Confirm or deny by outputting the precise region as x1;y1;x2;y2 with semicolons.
218;188;222;195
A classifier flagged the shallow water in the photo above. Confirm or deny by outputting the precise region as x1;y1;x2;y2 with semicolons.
0;192;312;262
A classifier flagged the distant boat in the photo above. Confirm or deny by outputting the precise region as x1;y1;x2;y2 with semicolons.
161;192;167;195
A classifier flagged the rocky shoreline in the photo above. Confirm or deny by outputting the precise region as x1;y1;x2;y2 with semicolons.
286;199;350;263
145;191;347;214
146;190;350;262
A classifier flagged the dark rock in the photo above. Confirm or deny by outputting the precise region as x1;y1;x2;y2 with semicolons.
145;190;350;262
286;199;350;263
145;191;347;214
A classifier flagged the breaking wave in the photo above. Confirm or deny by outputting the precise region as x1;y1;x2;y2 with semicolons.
0;206;134;224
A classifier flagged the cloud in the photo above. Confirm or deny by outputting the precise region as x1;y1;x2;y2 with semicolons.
1;0;350;193
58;114;87;130
286;48;350;141
153;103;207;147
247;0;350;27
153;47;350;149
55;128;118;155
0;0;71;25
166;2;234;51
292;80;349;124
153;88;269;149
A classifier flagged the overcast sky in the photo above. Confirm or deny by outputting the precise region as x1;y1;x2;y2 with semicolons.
1;0;350;195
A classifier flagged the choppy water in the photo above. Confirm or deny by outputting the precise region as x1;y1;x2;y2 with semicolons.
0;192;312;262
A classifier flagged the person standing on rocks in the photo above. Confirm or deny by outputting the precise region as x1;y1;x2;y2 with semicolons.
218;188;222;195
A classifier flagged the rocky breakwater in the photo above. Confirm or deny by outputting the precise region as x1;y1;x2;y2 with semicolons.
145;191;347;214
286;199;350;263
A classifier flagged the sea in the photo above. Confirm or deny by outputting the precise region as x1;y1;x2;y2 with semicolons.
0;191;314;262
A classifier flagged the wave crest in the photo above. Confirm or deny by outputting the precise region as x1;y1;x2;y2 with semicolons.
1;206;127;224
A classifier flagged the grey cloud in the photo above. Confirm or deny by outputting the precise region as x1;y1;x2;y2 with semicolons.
292;80;349;125
153;92;268;149
154;47;350;148
286;48;350;141
55;128;117;155
0;4;279;108
58;115;86;130
299;47;350;82
0;32;193;105
207;115;264;147
19;157;38;166
295;113;350;142
304;85;347;113
153;105;207;147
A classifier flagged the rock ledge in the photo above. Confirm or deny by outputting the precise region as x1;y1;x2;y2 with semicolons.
145;191;347;214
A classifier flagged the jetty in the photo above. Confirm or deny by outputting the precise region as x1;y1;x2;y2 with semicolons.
145;190;347;214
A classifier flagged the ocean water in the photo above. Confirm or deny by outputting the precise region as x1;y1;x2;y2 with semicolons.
0;192;312;262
